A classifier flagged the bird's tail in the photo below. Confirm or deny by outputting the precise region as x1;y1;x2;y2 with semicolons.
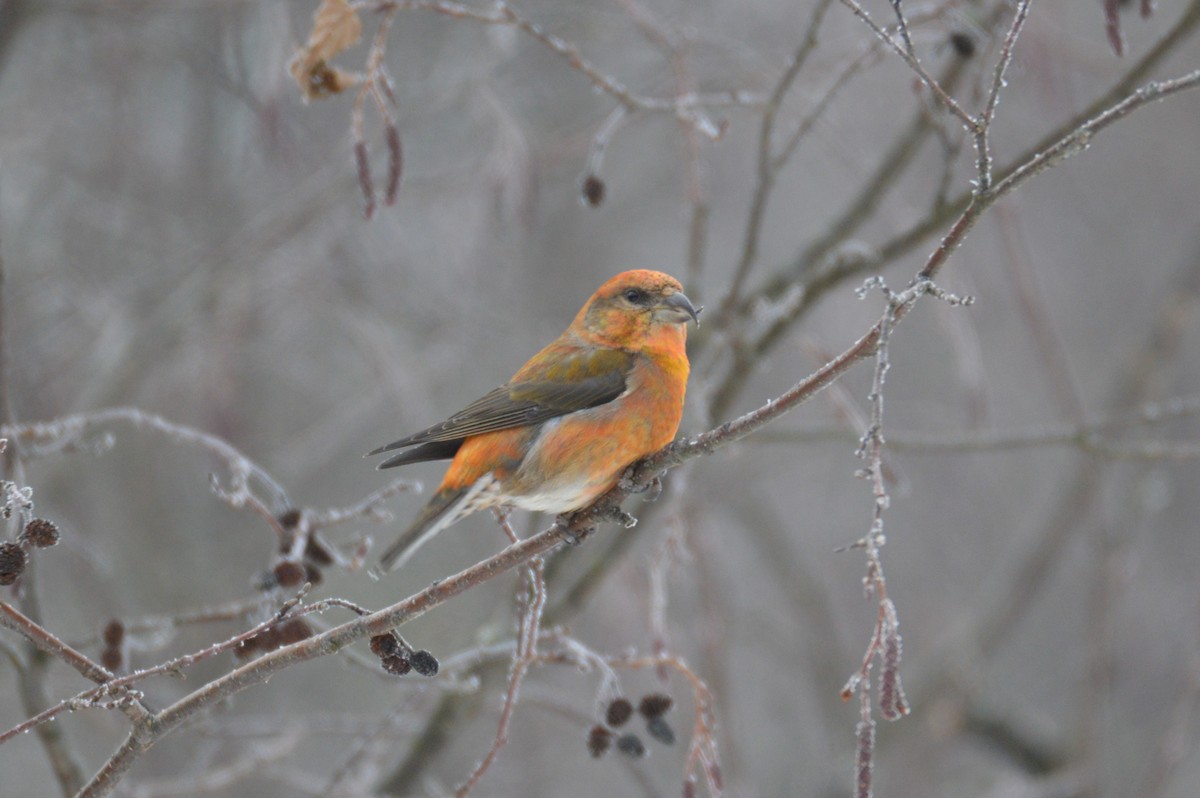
375;486;469;574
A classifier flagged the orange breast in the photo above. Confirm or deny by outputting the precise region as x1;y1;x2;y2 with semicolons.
506;349;688;512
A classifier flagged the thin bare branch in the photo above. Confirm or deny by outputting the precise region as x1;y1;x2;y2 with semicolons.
989;68;1200;201
758;388;1200;458
453;539;546;796
888;1;913;53
975;0;1032;191
835;0;977;130
719;0;835;318
1;407;291;511
357;1;752;133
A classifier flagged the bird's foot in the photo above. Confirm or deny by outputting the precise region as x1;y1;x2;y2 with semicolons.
619;467;663;501
555;514;582;546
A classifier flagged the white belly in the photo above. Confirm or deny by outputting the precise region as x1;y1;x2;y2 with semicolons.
507;478;603;514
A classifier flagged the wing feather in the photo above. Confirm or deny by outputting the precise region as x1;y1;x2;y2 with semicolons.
369;348;634;460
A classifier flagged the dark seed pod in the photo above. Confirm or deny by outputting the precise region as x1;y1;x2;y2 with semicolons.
645;715;675;745
615;733;646;758
273;560;307;588
409;649;439;677
234;637;260;659
370;633;401;658
252;627;282;653
382;654;412;676
581;174;606;207
0;541;26;585
100;647;122;672
587;724;612;758
606;697;634;727
638;693;673;718
102;620;125;648
22;518;60;548
277;618;313;646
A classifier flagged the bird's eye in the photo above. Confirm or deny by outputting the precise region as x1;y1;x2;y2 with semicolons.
623;288;645;304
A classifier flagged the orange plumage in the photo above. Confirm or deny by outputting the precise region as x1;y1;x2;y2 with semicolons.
369;270;699;572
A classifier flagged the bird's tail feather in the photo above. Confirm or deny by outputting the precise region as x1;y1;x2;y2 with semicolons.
376;488;467;573
369;475;492;576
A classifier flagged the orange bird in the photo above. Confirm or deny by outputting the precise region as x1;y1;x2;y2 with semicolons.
369;270;699;572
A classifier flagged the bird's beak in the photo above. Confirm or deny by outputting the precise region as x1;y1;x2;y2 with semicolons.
659;291;702;326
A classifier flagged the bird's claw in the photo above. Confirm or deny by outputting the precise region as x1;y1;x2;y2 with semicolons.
619;468;663;502
555;514;582;546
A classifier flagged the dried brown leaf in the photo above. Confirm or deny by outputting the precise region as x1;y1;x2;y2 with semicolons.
306;0;363;62
289;0;363;100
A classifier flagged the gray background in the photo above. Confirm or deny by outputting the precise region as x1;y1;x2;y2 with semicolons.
1;1;1198;796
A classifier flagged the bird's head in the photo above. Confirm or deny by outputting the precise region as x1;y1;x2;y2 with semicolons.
574;270;701;349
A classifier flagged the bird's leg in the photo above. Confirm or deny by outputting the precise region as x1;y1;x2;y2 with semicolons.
492;507;520;544
619;465;664;502
555;514;583;546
